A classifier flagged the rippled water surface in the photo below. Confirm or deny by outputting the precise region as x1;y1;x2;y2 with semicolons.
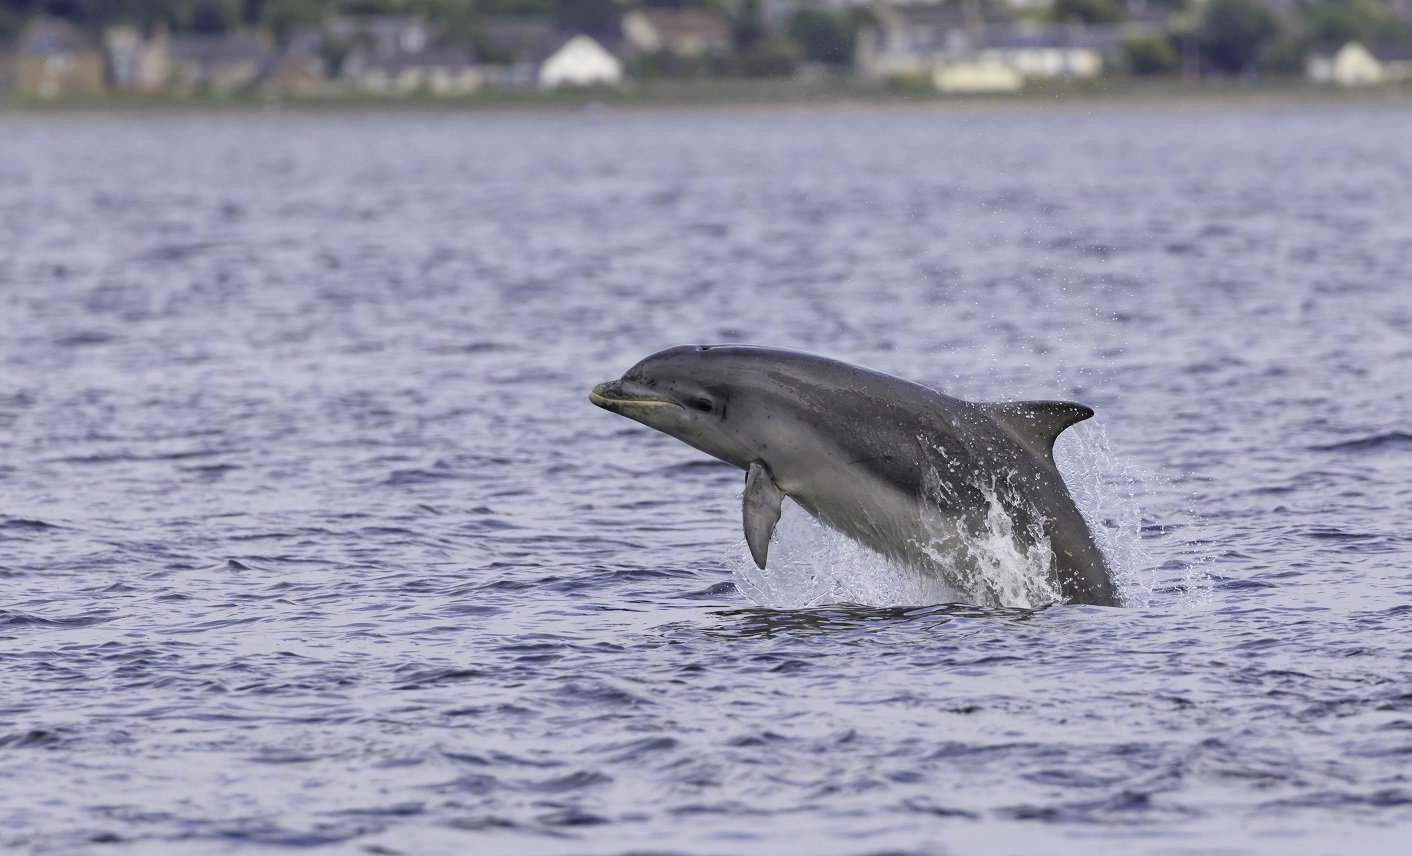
3;103;1411;854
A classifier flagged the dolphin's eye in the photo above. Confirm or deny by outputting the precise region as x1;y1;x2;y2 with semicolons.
691;397;714;413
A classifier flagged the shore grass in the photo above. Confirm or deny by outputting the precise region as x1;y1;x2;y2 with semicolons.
3;75;1410;115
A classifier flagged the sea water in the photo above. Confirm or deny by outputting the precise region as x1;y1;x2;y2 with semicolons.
2;104;1411;853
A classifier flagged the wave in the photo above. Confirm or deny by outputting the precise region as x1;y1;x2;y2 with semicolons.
1310;432;1412;453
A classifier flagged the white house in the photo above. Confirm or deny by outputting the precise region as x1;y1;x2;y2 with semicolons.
346;50;484;96
1308;42;1384;86
104;25;170;92
1307;42;1412;86
167;33;270;95
539;35;623;89
933;60;1024;93
979;37;1107;79
856;5;1115;85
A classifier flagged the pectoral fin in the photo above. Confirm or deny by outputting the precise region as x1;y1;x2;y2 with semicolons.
743;461;785;569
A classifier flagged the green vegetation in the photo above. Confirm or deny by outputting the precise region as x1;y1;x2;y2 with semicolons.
788;6;873;66
261;0;321;39
731;0;765;53
1051;0;1125;25
0;0;624;34
1123;35;1179;75
742;35;802;77
1301;0;1402;44
1198;0;1277;73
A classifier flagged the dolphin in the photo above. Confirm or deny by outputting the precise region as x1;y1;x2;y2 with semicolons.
589;345;1119;607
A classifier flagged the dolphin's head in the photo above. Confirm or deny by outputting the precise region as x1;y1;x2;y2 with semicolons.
590;345;769;468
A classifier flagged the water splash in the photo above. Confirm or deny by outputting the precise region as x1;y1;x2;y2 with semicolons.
915;465;1061;609
1056;421;1211;608
732;452;1061;610
731;501;960;609
732;420;1194;611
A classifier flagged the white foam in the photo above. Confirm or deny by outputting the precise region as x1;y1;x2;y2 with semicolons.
732;420;1206;610
731;501;959;609
915;466;1062;609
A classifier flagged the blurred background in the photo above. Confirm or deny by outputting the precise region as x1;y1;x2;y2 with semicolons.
4;2;1412;854
2;0;1411;102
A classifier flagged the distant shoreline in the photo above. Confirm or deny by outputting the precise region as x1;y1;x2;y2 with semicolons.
4;77;1411;116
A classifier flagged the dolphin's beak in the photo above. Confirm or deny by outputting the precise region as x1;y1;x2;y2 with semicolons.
589;380;679;412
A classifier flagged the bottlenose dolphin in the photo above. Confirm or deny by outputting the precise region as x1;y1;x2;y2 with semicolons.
589;345;1118;607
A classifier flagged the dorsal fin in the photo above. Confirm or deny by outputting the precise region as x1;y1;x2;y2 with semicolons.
977;400;1094;461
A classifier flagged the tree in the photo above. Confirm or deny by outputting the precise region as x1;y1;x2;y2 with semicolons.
39;0;102;20
0;5;26;41
1301;0;1394;46
190;0;237;34
1198;0;1277;74
789;7;873;65
1123;35;1178;74
789;9;849;64
553;0;619;31
241;0;267;26
342;0;404;12
1052;0;1124;25
261;0;323;41
742;34;802;77
733;0;763;51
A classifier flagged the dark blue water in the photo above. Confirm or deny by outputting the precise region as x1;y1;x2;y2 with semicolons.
2;103;1411;854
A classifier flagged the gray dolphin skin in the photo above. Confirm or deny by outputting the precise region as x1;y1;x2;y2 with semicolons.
589;345;1119;607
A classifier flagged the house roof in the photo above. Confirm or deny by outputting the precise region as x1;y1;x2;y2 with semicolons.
1369;42;1412;63
534;32;599;63
1307;41;1412;63
169;34;271;64
356;48;476;74
280;26;326;58
329;14;434;56
1120;3;1178;27
16;18;96;55
342;14;427;36
480;17;625;59
630;9;732;43
480;16;559;60
874;0;1013;30
979;24;1125;52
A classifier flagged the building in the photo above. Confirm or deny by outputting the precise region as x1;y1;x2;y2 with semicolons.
934;59;1024;92
104;25;171;93
859;5;1116;85
263;28;329;95
856;0;1012;81
1380;45;1412;82
539;35;624;89
1307;42;1384;86
1307;42;1412;87
12;18;106;98
168;33;270;95
479;16;559;65
345;49;484;96
328;15;433;58
622;8;733;58
974;25;1118;79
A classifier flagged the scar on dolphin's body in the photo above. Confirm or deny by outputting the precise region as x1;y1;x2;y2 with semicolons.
590;345;1119;607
